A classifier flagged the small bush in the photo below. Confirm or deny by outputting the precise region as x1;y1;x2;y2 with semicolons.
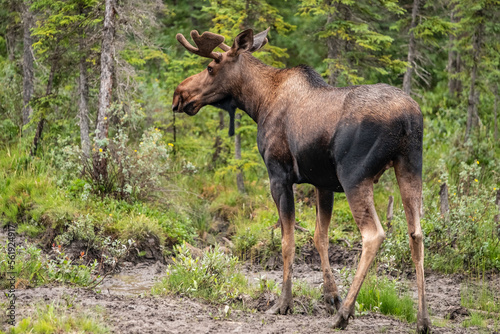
381;160;500;273
152;243;247;303
59;103;172;200
0;242;99;288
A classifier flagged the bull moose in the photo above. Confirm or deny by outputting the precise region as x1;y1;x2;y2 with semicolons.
172;28;430;333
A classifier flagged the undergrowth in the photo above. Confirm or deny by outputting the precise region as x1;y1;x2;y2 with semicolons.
152;243;248;303
0;243;99;288
0;302;109;334
356;274;416;323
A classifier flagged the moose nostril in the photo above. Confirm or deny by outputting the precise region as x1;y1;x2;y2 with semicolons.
172;103;178;112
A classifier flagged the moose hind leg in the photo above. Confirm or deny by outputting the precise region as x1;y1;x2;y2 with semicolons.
395;160;431;333
332;180;385;329
313;188;342;313
266;179;295;315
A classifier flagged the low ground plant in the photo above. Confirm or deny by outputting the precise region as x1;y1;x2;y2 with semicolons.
356;274;416;323
1;302;109;334
381;160;500;274
152;243;248;303
0;243;99;288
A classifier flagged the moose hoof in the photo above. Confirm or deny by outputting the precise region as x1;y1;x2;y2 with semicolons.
266;297;293;315
331;308;352;330
325;294;342;315
417;318;431;334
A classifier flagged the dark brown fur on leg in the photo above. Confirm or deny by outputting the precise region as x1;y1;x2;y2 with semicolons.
313;188;342;313
266;180;295;315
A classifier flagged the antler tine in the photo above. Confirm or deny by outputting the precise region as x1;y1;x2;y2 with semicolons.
176;30;225;60
219;42;231;52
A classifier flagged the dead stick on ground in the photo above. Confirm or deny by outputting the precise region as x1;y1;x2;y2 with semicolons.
85;272;112;290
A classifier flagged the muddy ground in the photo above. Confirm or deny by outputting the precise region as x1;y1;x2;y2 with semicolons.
2;240;499;334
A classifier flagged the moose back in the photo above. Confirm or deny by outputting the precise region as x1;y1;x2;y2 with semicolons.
172;29;430;333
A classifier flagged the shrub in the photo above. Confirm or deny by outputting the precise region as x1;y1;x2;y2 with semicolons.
0;243;99;288
58;103;172;200
152;243;247;303
381;160;500;273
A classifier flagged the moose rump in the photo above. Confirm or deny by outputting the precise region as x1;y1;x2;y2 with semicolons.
173;28;430;334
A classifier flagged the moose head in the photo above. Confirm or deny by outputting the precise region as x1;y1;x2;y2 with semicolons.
172;28;269;135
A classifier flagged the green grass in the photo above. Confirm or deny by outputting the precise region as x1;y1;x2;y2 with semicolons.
356;274;417;323
0;243;99;288
461;280;500;314
461;312;487;329
2;302;109;334
152;243;249;303
460;279;500;330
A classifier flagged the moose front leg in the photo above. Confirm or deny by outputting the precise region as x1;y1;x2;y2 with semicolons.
266;179;296;315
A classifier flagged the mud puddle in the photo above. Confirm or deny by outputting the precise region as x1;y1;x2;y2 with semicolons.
100;261;165;296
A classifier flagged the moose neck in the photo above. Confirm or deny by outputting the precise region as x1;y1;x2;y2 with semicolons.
229;54;283;123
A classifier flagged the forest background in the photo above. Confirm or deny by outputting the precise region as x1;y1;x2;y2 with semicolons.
0;0;500;311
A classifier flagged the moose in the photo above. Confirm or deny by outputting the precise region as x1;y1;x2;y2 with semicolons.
172;28;430;333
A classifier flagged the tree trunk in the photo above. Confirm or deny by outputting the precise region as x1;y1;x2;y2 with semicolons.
31;57;57;156
78;46;91;161
494;84;498;142
465;16;483;141
22;0;34;126
447;5;462;97
235;112;245;194
403;0;422;95
494;189;500;223
439;183;450;221
211;111;225;168
93;0;116;182
386;195;394;231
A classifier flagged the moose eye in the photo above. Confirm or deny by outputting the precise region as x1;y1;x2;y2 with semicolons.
207;66;213;74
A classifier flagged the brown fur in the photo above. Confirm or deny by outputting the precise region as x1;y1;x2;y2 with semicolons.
173;29;431;333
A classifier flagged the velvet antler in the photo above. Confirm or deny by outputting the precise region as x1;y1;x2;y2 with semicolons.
176;30;225;61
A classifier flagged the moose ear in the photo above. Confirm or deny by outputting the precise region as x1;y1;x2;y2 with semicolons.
231;29;254;55
249;27;270;52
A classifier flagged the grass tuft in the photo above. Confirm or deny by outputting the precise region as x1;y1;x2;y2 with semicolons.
356;274;416;323
4;302;109;334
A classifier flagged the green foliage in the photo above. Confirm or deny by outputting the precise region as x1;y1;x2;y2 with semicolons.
0;242;99;288
461;280;500;314
356;274;416;323
461;312;487;329
381;152;500;273
152;243;248;303
5;302;109;334
59;103;172;200
299;0;406;85
425;161;500;272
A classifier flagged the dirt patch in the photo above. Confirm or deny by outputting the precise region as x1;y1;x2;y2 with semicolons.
4;284;484;334
2;229;497;333
3;258;498;334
